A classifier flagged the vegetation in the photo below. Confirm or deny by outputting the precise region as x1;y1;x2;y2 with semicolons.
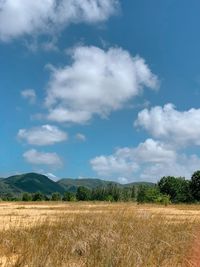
62;192;76;201
32;192;46;201
51;192;62;201
58;177;120;192
2;173;64;195
0;202;197;267
76;186;91;201
190;170;200;201
0;172;153;198
1;171;200;204
22;192;32;201
158;176;193;203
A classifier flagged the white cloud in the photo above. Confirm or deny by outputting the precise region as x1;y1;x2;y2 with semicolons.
0;0;119;41
139;154;200;182
90;153;139;178
23;149;62;167
75;133;86;142
18;125;67;146
45;172;58;181
90;138;200;182
90;139;177;181
45;45;158;124
135;104;200;146
21;89;36;104
133;139;176;163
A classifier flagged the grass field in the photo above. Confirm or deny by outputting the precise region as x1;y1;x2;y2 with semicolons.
0;202;199;267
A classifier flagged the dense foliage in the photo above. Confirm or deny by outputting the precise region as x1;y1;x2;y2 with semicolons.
1;171;200;204
158;176;193;203
190;171;200;201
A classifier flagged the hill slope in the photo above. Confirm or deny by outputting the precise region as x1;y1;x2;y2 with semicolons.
0;180;20;196
3;173;64;195
0;173;155;196
58;178;155;192
57;178;119;192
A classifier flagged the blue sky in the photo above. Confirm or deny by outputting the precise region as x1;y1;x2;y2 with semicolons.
1;0;200;182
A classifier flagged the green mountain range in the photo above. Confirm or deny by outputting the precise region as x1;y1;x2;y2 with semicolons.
0;173;154;196
58;178;120;192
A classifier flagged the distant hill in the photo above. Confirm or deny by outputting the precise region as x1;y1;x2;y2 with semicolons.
0;180;20;196
2;173;64;195
124;182;155;187
58;178;155;192
58;178;119;192
0;173;155;196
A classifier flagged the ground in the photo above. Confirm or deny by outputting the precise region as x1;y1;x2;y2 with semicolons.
0;202;199;266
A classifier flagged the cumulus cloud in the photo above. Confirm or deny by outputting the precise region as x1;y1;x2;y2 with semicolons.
91;137;200;182
139;154;200;182
21;89;36;104
18;125;67;146
90;139;177;181
75;133;86;142
90;152;139;178
135;103;200;146
0;0;119;41
23;149;62;167
45;45;158;124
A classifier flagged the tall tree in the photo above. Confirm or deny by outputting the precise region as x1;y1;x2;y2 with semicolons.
76;186;91;201
158;176;192;203
190;170;200;201
51;192;61;201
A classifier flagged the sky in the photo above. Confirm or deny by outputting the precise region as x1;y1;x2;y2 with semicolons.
1;0;200;183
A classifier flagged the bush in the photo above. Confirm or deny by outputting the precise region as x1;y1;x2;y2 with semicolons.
190;170;200;201
137;185;169;204
62;192;76;201
32;192;45;201
22;193;32;201
51;192;61;201
105;195;114;202
76;186;91;201
158;176;193;203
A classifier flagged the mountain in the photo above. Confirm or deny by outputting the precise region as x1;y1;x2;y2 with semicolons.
0;173;155;196
2;173;64;195
124;182;155;187
58;178;155;192
0;180;19;195
57;178;119;192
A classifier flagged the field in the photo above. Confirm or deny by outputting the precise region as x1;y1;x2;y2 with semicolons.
0;202;200;267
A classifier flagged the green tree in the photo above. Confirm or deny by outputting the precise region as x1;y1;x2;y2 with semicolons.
51;192;61;201
106;184;121;201
32;192;45;201
137;185;169;204
121;187;132;202
160;195;171;206
22;192;32;201
2;193;16;201
158;176;192;203
137;185;148;203
131;186;136;200
62;192;76;201
144;187;162;203
76;186;91;201
190;170;200;201
105;195;114;202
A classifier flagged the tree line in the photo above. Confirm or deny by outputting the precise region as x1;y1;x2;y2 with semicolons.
1;170;200;204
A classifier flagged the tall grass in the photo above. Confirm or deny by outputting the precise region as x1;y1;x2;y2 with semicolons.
0;203;197;267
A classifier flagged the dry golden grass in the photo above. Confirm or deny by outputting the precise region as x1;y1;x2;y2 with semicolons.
0;202;199;267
